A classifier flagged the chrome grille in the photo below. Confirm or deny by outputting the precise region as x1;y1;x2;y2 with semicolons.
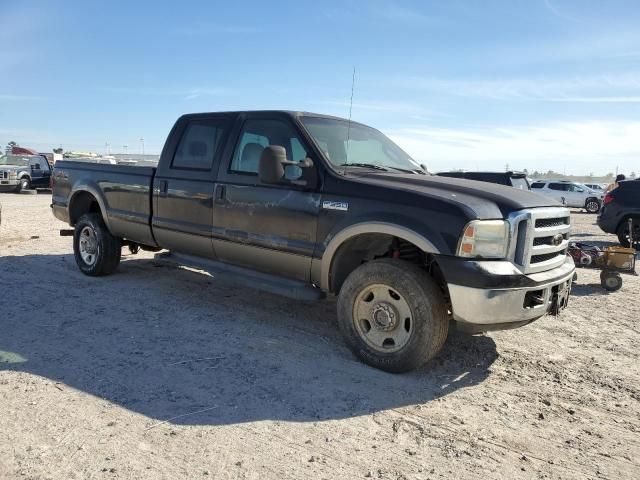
1;171;7;179
508;207;571;274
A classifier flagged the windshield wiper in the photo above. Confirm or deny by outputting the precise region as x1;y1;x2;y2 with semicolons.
385;166;427;175
339;163;389;171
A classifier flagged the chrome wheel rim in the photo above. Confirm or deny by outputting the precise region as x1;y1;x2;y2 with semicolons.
79;226;98;266
353;284;413;353
586;201;599;212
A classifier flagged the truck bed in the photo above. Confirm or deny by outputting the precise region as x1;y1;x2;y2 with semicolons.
52;160;157;246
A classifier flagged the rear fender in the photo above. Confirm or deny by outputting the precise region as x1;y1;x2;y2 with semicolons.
68;183;111;231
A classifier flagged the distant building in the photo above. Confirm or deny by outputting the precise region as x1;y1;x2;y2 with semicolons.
10;146;38;156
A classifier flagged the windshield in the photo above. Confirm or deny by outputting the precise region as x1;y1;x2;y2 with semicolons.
300;117;423;173
0;155;30;166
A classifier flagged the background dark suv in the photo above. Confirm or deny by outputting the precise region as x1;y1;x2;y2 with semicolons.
598;180;640;249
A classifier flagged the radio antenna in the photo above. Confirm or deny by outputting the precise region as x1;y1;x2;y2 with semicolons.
343;66;356;176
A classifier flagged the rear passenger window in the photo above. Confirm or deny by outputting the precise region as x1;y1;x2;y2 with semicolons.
549;183;567;191
531;182;545;189
172;120;228;170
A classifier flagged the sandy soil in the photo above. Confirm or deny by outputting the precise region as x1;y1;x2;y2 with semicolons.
0;192;638;480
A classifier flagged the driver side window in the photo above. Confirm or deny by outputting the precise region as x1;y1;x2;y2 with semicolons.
229;119;308;176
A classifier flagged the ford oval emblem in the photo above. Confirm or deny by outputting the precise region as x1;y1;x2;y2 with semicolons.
552;234;564;246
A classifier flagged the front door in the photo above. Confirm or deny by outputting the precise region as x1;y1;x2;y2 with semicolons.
212;114;321;282
29;157;50;188
547;182;570;205
152;116;232;259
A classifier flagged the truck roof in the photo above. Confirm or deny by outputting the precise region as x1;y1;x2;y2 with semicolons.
180;110;367;126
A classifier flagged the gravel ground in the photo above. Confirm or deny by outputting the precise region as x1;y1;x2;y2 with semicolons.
0;192;638;480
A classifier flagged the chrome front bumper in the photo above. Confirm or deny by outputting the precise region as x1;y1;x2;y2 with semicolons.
448;258;575;326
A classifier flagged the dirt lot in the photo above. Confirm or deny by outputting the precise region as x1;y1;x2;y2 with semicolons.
0;192;638;480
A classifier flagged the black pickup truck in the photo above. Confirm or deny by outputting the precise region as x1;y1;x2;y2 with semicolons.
51;110;575;372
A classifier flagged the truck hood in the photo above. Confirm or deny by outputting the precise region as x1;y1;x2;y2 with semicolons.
351;172;562;219
0;164;25;171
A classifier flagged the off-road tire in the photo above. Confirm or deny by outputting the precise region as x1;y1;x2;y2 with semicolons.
600;271;622;292
337;259;449;373
73;213;121;276
616;218;639;250
585;198;600;214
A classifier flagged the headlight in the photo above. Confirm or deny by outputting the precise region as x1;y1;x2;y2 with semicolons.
457;220;509;259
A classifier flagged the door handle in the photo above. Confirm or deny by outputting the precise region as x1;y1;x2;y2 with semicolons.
159;180;168;197
214;184;226;204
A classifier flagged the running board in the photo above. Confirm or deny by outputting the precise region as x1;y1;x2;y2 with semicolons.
153;252;325;301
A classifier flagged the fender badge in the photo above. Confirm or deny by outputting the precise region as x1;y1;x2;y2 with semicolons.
322;201;349;211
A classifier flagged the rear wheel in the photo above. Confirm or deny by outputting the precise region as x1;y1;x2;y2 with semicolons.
600;271;622;292
337;259;449;373
73;213;121;276
585;198;600;214
616;219;640;250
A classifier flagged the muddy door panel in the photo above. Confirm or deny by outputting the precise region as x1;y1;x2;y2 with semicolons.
153;177;216;258
211;184;320;282
152;116;233;258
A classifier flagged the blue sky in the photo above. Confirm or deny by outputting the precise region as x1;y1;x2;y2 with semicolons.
1;0;639;174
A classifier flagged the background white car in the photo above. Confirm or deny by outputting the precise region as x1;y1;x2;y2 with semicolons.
584;183;606;192
530;180;604;213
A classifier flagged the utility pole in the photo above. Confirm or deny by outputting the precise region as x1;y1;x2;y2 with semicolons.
123;144;128;155
140;137;145;157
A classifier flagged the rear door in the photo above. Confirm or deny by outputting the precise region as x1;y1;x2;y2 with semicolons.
152;115;233;258
211;113;321;282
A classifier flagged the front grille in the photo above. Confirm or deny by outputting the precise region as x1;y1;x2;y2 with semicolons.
535;217;569;228
509;207;571;274
533;233;568;246
1;171;7;179
531;250;566;264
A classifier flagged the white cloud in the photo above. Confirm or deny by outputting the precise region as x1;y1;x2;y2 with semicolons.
391;73;640;101
387;121;640;174
99;86;229;99
548;96;640;103
316;99;425;114
0;94;42;101
172;25;257;36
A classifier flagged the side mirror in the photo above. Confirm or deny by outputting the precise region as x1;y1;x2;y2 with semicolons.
259;145;314;186
259;145;286;184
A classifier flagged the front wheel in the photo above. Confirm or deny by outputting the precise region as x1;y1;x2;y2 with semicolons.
16;177;30;193
585;198;600;214
600;271;622;292
337;259;449;373
73;213;122;276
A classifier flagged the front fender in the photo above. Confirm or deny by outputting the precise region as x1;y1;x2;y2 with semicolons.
315;221;441;291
